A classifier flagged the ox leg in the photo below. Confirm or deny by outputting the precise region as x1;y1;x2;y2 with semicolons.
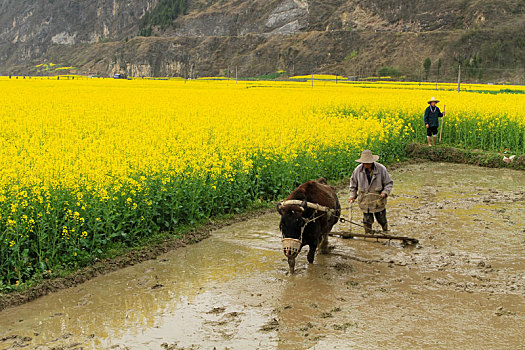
288;257;296;274
319;232;329;254
307;244;317;264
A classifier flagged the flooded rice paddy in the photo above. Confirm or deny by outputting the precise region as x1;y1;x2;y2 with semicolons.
1;163;524;349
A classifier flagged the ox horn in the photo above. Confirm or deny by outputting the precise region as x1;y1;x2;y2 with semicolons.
300;200;307;211
276;202;283;214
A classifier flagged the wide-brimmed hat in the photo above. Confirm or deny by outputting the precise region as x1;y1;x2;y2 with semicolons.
427;96;439;104
355;150;379;163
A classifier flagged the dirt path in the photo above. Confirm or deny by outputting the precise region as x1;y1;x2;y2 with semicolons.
0;163;524;349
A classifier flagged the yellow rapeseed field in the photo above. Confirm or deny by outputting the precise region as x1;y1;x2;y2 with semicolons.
0;77;524;287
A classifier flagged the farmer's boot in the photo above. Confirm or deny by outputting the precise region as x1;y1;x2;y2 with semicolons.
381;223;388;232
364;223;373;235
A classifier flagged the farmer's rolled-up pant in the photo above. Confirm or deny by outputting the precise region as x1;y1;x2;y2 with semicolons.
363;209;388;234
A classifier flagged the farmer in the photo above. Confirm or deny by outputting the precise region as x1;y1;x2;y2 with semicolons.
424;96;444;146
348;150;393;234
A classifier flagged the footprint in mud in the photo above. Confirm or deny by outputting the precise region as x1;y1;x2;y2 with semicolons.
299;322;315;333
332;321;358;331
76;293;93;307
331;262;356;273
161;342;200;350
206;306;226;314
494;306;516;317
0;335;33;349
259;318;279;332
345;279;359;287
284;267;306;275
220;311;243;322
203;311;244;339
318;306;342;319
319;311;334;319
135;276;150;287
151;283;164;290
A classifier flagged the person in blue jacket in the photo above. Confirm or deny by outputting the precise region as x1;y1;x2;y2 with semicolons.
424;97;444;146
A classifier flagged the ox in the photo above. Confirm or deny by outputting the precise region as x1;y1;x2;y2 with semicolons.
277;178;340;273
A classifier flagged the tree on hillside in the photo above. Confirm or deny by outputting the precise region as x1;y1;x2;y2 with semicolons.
139;0;187;36
423;57;431;81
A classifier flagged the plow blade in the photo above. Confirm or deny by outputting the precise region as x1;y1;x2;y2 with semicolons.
330;231;418;245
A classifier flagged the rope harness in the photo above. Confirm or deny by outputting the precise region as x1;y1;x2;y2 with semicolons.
279;200;339;241
338;193;390;234
279;199;340;258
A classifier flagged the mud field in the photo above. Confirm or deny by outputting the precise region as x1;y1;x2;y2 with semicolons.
1;163;524;349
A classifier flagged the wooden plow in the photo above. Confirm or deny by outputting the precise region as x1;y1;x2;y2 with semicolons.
330;229;419;245
330;203;419;245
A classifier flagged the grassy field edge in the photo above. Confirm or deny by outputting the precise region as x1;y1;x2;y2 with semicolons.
0;203;275;311
407;143;525;170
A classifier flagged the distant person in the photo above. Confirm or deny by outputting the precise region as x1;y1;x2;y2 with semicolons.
424;97;444;146
349;150;394;235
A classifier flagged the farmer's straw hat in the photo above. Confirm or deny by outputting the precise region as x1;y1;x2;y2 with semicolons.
428;96;439;104
355;150;379;163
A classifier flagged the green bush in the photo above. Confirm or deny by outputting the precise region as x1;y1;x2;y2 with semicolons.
377;66;401;77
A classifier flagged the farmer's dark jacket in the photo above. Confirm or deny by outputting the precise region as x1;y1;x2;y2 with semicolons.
424;106;443;127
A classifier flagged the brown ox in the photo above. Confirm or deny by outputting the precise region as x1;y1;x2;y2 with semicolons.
277;178;340;273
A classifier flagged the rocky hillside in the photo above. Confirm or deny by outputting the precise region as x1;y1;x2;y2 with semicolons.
1;0;524;82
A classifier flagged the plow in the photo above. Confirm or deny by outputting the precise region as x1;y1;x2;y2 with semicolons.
330;225;419;245
331;201;419;245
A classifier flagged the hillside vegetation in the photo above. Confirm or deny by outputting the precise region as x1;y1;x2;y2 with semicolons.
139;0;187;36
0;0;523;82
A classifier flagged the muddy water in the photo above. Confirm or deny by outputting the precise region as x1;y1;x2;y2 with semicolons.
1;163;524;349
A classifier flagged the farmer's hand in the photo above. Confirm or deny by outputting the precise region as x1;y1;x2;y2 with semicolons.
380;193;387;198
426;124;429;128
349;197;355;203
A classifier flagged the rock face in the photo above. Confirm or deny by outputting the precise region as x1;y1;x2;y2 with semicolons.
1;0;156;45
0;0;524;82
265;0;308;34
171;0;308;37
0;0;157;69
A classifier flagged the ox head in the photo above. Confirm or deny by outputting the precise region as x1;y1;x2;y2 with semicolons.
277;200;307;273
277;200;307;240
